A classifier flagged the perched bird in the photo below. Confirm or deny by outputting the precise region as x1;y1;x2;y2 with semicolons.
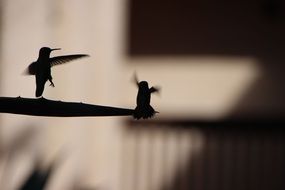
24;47;89;97
133;74;159;119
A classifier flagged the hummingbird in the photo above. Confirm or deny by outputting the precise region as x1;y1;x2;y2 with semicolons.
24;47;89;97
133;74;159;119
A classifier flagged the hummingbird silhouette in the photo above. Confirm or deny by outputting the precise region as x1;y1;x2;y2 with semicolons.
24;47;89;97
133;74;159;119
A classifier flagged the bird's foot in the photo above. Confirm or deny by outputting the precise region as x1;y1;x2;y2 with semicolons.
50;83;55;87
39;96;47;100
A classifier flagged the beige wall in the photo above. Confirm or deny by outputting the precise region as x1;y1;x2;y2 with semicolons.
0;0;127;189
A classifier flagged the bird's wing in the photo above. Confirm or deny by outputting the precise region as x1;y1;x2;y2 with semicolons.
24;62;37;75
50;54;89;67
150;86;160;93
133;72;139;86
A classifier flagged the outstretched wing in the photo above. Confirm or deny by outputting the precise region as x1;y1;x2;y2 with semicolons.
50;54;89;67
23;62;37;75
133;72;139;86
150;86;160;93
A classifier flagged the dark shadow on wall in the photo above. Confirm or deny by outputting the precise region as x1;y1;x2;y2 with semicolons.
125;120;285;190
160;125;285;190
129;0;285;56
227;55;285;120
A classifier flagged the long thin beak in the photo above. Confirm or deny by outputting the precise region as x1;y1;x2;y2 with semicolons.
51;48;61;51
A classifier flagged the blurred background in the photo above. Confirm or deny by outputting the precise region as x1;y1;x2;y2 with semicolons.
0;0;285;189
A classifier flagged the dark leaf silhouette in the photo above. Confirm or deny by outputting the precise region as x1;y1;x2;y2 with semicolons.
18;157;60;190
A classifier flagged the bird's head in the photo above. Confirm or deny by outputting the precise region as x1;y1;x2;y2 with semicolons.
39;47;61;56
138;81;149;90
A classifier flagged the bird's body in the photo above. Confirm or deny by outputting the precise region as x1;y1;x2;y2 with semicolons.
25;47;89;97
34;47;55;97
134;80;159;119
136;81;151;107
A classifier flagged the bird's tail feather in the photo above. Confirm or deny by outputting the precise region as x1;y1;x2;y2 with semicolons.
133;105;157;119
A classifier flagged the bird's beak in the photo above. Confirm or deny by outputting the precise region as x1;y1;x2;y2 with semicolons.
51;48;61;51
